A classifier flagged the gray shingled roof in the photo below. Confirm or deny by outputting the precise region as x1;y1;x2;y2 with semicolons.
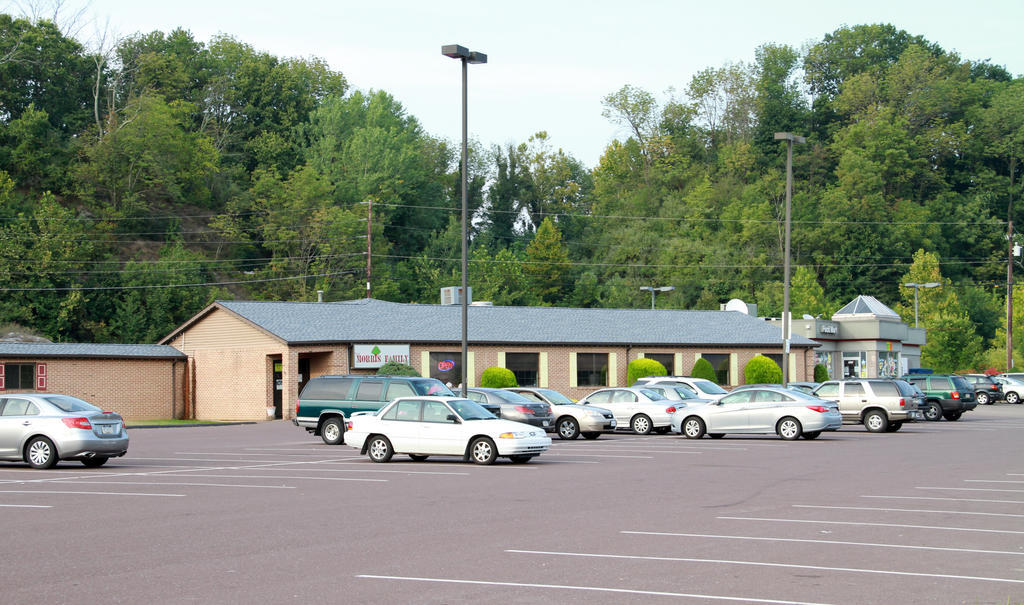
217;298;817;347
0;343;186;359
833;295;901;319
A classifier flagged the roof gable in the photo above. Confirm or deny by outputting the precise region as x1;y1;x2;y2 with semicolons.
832;295;901;320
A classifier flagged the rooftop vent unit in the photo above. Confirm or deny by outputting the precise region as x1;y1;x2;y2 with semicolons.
440;286;472;306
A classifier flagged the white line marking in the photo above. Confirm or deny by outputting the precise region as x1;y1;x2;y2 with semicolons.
0;503;52;508
794;504;1024;518
355;574;832;605
540;453;653;459
506;549;1024;584
148;473;387;482
549;447;701;455
863;495;1024;505
918;486;1024;494
718;516;1024;535
620;531;1024;556
966;479;1024;484
0;490;184;497
52;481;296;489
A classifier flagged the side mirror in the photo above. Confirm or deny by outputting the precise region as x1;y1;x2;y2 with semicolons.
447;414;460;423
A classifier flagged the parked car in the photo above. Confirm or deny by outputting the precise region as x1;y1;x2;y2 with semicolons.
642;384;711;406
786;382;820;395
505;387;616;440
465;388;554;430
670;386;842;440
344;396;551;464
0;394;128;468
811;379;924;432
902;374;977;421
294;375;454;445
958;374;1004;405
633;376;729;401
993;376;1024;404
576;387;679;434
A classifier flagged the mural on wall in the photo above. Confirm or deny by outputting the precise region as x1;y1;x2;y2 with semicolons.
878;352;899;378
815;352;834;378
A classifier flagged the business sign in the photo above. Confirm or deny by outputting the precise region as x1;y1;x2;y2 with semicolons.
352;344;411;369
437;360;455;372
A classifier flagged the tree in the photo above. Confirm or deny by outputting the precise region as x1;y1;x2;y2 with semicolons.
691;357;717;382
377;361;419;376
602;84;660;180
480;366;517;388
791;266;834;318
744;355;782;384
628;358;666;386
524;217;571;305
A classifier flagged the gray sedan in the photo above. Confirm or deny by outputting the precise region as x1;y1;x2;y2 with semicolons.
506;387;617;439
670;386;842;440
0;394;128;468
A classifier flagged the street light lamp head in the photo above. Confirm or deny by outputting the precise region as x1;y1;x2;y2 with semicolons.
441;45;487;64
774;132;807;144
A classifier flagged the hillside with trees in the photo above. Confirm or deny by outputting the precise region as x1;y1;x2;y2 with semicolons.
0;14;1021;371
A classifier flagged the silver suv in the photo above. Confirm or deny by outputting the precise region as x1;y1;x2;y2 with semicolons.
812;379;923;432
633;376;729;401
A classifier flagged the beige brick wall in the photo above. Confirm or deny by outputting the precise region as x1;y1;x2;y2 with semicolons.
0;358;184;420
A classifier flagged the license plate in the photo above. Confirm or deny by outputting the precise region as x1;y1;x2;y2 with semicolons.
100;425;115;435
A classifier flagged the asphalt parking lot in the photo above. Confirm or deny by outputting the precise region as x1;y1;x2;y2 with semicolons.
2;405;1023;605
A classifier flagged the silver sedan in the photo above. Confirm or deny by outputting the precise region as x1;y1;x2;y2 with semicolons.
0;394;128;468
670;386;842;440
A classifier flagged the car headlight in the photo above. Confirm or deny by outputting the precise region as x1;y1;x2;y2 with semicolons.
585;410;605;418
499;431;532;439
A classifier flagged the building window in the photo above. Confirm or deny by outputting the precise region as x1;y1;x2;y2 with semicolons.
2;363;36;390
576;353;608;387
428;352;462;388
764;354;784;376
505;353;539;387
644;354;674;374
701;354;731;385
877;351;898;378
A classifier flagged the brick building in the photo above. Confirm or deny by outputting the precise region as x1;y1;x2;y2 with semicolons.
160;298;819;422
0;343;187;419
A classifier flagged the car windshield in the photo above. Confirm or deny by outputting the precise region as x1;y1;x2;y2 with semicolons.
413;379;455;396
42;395;101;413
533;389;573;404
781;389;821;401
639;389;666;401
447;399;497;420
674;387;700;399
693;379;728;394
489;390;535;403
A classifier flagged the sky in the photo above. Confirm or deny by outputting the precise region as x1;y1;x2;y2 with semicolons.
21;0;1024;168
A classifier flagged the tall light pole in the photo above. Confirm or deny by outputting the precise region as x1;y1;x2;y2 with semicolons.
774;132;805;386
904;282;940;328
442;44;486;397
639;286;674;309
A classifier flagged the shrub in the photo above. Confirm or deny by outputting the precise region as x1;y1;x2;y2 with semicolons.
813;363;829;382
744;355;783;384
480;366;518;388
376;361;419;377
691;357;717;382
628;358;667;386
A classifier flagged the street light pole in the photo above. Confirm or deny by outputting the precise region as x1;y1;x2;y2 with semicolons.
442;44;486;398
904;282;940;328
639;286;675;310
774;132;805;386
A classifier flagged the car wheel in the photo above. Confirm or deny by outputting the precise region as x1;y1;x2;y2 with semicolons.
977;391;990;405
581;432;601;440
924;401;943;421
1006;391;1020;404
682;417;706;439
885;421;903;433
709;433;725;439
509;455;533;464
408;454;429;461
321;417;345;445
367;435;393;463
557;417;580;440
25;437;58;469
863;410;888;433
943;411;963;421
630;414;653;435
81;456;109;467
470;437;497;465
801;431;821;440
777;417;802;440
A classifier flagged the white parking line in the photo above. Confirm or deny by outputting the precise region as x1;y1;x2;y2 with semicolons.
718;516;1024;535
966;479;1024;484
620;531;1024;556
0;489;184;497
918;486;1024;493
52;480;296;489
0;503;52;508
793;504;1024;518
355;574;832;605
549;447;702;455
539;453;653;459
506;549;1024;584
863;495;1024;505
149;471;388;482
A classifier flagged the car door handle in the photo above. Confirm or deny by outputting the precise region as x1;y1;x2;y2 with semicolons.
21;421;31;426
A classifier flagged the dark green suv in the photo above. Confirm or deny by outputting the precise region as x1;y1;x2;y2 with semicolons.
293;375;454;444
902;374;977;421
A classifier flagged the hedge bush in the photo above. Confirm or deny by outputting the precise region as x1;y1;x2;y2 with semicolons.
813;363;829;382
480;366;518;388
744;355;782;384
376;361;420;376
691;357;717;382
628;358;667;386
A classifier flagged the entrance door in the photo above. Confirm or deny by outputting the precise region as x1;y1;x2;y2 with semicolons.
273;361;283;419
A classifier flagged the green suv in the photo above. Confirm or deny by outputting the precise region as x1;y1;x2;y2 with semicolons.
293;375;454;444
902;374;977;421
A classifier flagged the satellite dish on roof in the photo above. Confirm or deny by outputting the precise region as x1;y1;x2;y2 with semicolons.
802;314;814;320
724;298;749;314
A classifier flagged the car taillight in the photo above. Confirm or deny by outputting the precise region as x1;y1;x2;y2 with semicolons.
295;399;301;415
899;398;905;407
666;406;677;413
991;385;999;391
952;391;960;399
514;406;535;415
806;406;828;413
62;417;92;430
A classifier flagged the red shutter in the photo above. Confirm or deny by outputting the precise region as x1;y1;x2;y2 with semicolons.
36;363;46;391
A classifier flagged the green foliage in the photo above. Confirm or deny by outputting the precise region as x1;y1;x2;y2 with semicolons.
628;358;667;386
744;355;783;384
480;366;518;388
377;361;419;377
691;357;717;382
813;364;829;382
525;218;571;304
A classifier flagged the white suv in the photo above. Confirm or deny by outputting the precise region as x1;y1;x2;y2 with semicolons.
633;376;729;401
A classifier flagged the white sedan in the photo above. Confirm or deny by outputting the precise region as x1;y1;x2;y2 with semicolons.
670;386;842;440
345;396;551;464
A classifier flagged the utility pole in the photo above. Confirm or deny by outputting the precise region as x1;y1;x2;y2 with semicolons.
366;197;373;298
